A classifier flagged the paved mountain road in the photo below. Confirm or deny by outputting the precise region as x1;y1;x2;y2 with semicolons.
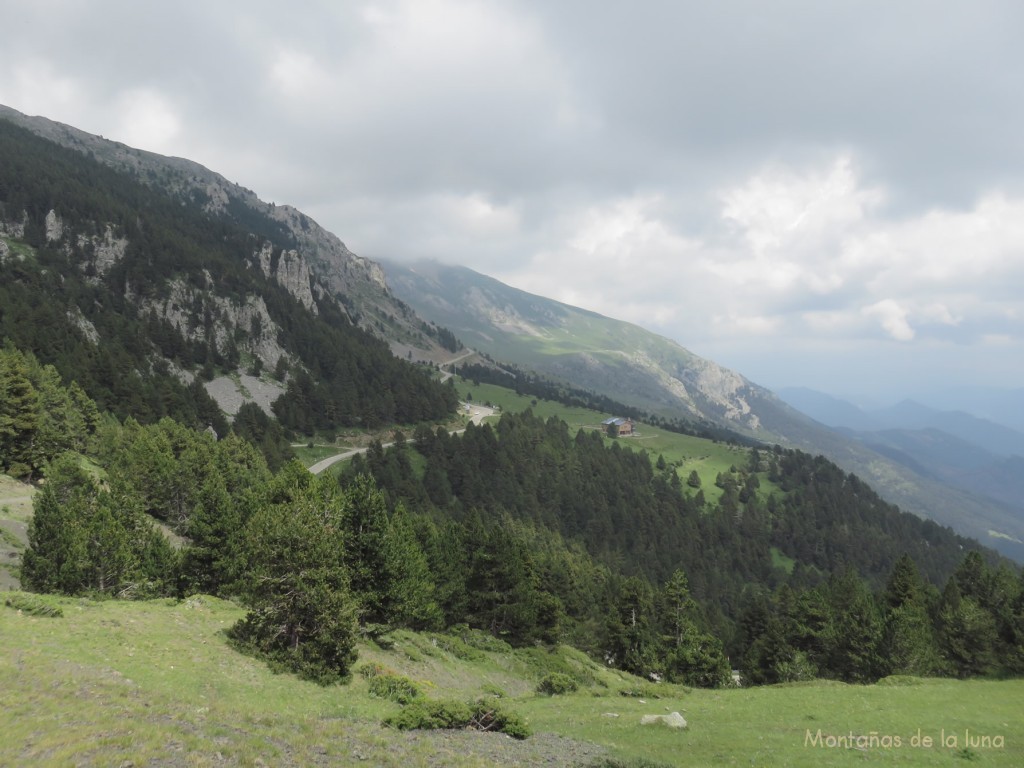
307;403;496;475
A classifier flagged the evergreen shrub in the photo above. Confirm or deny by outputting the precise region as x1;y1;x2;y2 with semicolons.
537;672;578;695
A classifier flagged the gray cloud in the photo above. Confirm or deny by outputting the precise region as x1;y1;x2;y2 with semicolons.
1;0;1022;400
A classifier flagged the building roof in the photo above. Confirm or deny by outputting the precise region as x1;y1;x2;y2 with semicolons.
601;417;631;426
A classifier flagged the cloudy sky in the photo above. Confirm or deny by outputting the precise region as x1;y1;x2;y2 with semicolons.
2;1;1022;405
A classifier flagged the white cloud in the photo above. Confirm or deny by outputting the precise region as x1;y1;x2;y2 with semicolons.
720;154;881;260
861;299;915;341
0;58;85;125
114;88;181;154
502;195;703;330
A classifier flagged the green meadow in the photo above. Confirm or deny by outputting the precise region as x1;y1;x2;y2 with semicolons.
2;593;1021;767
454;376;780;504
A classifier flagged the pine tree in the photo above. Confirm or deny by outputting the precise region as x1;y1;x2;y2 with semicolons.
659;569;731;687
822;569;884;682
387;501;442;629
606;576;659;676
21;454;91;593
23;452;174;596
881;554;941;676
937;576;998;678
0;346;41;478
231;464;358;684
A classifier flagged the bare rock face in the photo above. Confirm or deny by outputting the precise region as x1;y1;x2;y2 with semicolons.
66;306;100;345
78;224;129;277
141;279;288;372
255;242;318;314
0;210;27;239
203;374;285;418
45;209;64;242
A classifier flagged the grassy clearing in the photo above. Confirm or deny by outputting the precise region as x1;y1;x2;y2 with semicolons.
2;594;1021;767
455;378;613;430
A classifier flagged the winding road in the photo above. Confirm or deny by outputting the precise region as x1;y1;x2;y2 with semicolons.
306;350;493;475
307;402;496;475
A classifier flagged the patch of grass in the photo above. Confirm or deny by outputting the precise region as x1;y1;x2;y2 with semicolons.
0;524;24;550
618;682;667;699
2;596;1024;766
426;628;513;661
0;236;36;260
291;443;353;467
4;591;63;617
515;645;602;688
770;546;796;574
0;474;35;523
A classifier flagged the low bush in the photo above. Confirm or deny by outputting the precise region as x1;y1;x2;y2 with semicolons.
368;673;422;704
4;593;63;618
357;662;389;679
469;702;531;739
480;682;507;699
384;700;472;731
358;663;422;703
537;672;579;695
383;699;531;739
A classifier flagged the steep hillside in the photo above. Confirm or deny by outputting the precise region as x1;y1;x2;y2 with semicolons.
0;110;457;436
382;259;778;432
0;104;461;361
383;260;1024;560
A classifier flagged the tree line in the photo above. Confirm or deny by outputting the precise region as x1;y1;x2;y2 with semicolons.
8;349;1023;686
344;409;1022;682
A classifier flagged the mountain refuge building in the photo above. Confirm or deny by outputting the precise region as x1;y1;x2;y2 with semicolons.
601;417;634;437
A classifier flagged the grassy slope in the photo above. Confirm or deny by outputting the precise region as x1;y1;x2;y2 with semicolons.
2;594;1022;767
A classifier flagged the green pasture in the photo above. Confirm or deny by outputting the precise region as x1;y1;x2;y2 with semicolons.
453;377;783;505
2;594;1021;767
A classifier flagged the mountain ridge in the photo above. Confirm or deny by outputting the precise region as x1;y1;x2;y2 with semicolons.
0;104;455;362
383;259;1024;561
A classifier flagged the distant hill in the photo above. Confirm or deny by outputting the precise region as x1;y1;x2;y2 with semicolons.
383;260;1024;561
779;387;1024;458
777;389;1024;549
381;259;797;434
917;386;1024;434
872;399;1024;458
777;387;883;432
